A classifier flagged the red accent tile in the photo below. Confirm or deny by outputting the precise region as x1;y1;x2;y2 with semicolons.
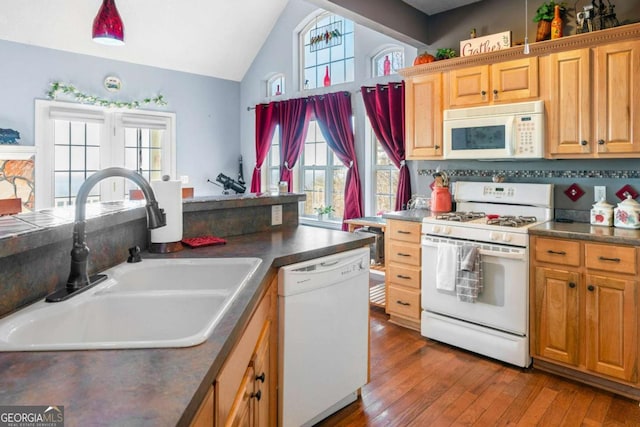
564;183;585;202
615;184;638;201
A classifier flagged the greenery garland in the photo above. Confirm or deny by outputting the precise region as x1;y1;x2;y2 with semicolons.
46;82;168;109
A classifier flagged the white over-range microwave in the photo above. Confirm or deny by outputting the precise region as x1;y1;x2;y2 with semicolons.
443;100;545;160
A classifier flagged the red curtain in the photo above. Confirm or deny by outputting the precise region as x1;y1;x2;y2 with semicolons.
278;99;311;191
310;92;363;230
361;82;411;211
250;103;278;193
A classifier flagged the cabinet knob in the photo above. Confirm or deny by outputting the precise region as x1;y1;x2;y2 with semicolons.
255;372;265;383
580;140;588;146
587;285;595;292
598;139;605;145
434;144;440;150
569;282;576;288
493;89;499;98
251;390;262;401
480;90;487;96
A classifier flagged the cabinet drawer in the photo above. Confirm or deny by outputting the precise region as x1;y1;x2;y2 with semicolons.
388;220;422;244
388;264;421;289
387;241;421;266
387;285;420;320
585;243;636;275
534;238;581;266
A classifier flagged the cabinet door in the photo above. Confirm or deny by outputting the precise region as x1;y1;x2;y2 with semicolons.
448;65;489;106
405;73;443;159
224;366;254;427
491;57;539;103
585;275;637;382
532;267;580;366
252;322;270;427
594;41;640;155
547;49;593;156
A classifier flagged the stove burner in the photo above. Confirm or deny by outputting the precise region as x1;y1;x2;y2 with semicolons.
435;211;486;222
486;215;538;227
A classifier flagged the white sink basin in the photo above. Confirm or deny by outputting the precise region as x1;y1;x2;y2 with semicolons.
0;257;262;351
99;258;262;293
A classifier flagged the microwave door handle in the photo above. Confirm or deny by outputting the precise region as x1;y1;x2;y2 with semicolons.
506;117;516;156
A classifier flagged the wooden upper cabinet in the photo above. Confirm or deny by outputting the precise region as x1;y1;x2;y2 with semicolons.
547;41;640;158
447;57;538;107
404;73;443;159
546;48;593;156
594;41;640;155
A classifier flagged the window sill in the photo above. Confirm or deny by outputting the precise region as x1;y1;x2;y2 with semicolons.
299;217;342;230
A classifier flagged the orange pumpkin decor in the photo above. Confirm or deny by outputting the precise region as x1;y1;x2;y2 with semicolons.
413;52;435;65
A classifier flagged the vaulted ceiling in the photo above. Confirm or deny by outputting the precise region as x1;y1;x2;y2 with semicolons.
0;0;481;81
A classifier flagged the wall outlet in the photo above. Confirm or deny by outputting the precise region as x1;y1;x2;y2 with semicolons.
594;186;606;202
180;175;189;184
271;205;283;226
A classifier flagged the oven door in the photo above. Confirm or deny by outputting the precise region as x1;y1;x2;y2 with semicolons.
421;235;528;336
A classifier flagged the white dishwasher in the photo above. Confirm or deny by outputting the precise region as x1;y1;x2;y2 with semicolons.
278;247;369;427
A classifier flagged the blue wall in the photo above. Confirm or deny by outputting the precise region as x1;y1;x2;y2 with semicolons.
0;39;240;197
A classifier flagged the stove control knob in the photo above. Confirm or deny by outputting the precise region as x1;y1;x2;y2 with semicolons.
502;233;512;242
489;231;499;241
443;226;451;235
432;225;441;233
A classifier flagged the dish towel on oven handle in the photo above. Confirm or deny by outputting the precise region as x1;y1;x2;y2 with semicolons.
456;245;483;303
436;243;458;291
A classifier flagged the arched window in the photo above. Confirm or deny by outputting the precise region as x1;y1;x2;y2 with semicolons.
372;47;404;78
267;74;285;97
300;12;354;91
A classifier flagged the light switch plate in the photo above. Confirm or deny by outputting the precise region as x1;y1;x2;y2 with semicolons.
180;175;189;184
594;186;606;202
271;205;283;226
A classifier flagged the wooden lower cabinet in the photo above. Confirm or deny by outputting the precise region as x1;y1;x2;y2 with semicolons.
530;236;639;398
190;275;277;426
385;219;422;331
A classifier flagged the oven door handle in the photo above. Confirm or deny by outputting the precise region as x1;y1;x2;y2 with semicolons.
421;240;526;261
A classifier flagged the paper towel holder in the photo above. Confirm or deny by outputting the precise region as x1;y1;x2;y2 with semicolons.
149;175;184;254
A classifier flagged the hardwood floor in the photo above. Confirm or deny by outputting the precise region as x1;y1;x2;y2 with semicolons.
317;307;640;426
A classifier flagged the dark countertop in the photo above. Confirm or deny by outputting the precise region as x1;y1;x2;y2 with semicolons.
530;221;640;246
0;225;373;427
382;209;431;223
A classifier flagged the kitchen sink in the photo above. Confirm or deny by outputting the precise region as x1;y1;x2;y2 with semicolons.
98;258;262;293
0;257;262;351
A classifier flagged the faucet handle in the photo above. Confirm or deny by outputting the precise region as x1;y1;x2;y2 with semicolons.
127;246;142;263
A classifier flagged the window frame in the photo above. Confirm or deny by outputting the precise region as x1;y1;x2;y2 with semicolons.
298;11;355;91
369;124;399;215
371;45;405;78
35;100;176;209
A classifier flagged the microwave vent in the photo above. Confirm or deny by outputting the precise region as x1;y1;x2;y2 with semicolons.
444;100;544;120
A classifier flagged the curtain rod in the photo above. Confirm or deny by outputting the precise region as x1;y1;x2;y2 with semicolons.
247;83;399;111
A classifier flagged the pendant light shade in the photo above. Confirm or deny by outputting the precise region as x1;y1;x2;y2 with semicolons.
92;0;124;46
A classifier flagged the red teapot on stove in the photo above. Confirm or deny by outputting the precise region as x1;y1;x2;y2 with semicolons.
431;171;452;213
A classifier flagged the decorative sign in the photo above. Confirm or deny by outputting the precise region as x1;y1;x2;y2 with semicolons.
460;31;511;57
104;76;122;92
309;21;342;52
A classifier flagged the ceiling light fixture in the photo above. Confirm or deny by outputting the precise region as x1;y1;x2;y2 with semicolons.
92;0;124;46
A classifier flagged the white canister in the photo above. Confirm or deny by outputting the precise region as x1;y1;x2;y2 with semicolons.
613;195;640;229
590;199;613;226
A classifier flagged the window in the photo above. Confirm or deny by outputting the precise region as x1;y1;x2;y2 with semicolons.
267;74;285;97
35;100;176;209
300;120;346;221
372;132;398;214
300;12;354;90
266;126;281;190
372;47;404;77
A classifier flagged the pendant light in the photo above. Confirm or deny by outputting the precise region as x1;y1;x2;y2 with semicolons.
92;0;124;46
